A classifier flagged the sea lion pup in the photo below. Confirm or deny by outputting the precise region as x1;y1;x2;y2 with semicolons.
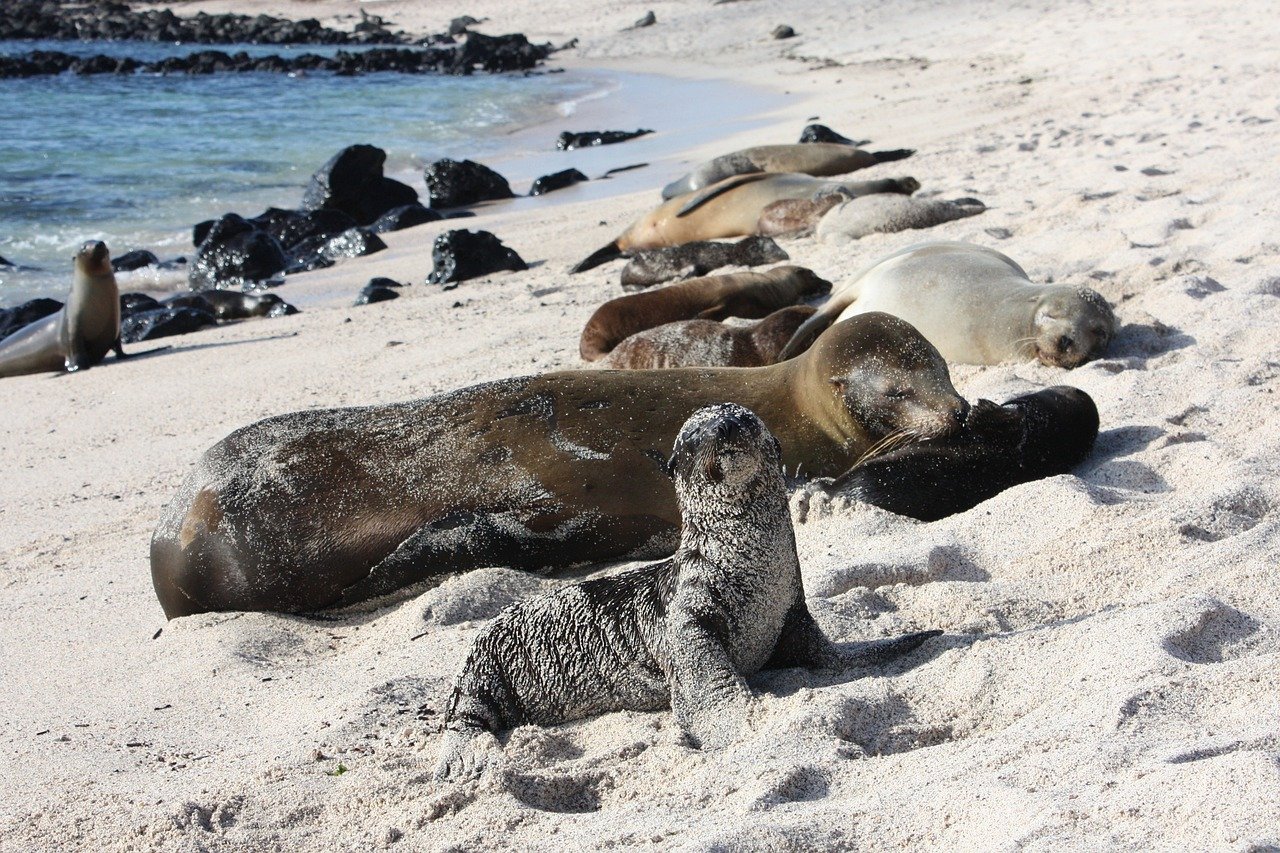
164;290;298;320
620;235;789;290
599;305;817;369
809;386;1099;521
434;404;941;781
780;241;1117;368
571;173;921;273
150;314;967;618
660;142;914;199
813;194;987;243
580;265;831;362
0;241;125;378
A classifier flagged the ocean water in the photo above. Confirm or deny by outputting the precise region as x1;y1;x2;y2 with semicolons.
0;40;602;302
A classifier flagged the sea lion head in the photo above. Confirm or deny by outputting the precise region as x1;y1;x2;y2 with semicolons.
1030;287;1116;368
668;403;782;500
805;313;969;448
1012;385;1100;468
75;241;112;277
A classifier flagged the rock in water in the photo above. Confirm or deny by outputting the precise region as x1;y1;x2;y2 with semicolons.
0;298;63;339
111;250;160;272
426;230;527;289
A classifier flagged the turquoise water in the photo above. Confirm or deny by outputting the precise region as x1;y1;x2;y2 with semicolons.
0;41;600;301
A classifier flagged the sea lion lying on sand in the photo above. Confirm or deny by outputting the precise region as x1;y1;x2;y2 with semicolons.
580;265;830;362
660;142;914;199
599;305;817;369
781;241;1116;368
434;404;941;781
619;236;788;290
813;194;987;242
151;314;967;617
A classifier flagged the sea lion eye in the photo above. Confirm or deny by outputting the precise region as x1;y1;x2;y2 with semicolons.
884;388;913;400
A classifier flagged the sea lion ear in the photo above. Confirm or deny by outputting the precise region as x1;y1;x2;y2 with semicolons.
665;452;678;478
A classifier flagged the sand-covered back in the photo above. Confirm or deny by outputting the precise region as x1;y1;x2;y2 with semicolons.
2;0;1278;849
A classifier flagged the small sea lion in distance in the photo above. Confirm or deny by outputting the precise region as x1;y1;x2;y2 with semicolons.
599;305;817;369
0;241;126;378
571;173;920;273
780;241;1116;368
164;290;298;320
814;194;987;243
619;235;789;290
579;265;830;361
434;404;941;780
660;142;913;199
809;385;1099;521
150;313;967;618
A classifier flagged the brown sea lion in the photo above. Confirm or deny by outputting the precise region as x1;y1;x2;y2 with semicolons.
0;241;125;378
571;173;920;273
150;313;967;618
660;143;914;199
756;192;850;238
619;235;788;290
599;305;817;369
579;265;831;362
435;404;940;781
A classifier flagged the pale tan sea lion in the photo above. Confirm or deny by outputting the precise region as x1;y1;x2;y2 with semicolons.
435;404;940;781
599;305;817;369
813;195;987;242
660;142;914;199
780;241;1117;368
570;173;920;273
579;265;830;362
0;242;124;378
150;313;967;618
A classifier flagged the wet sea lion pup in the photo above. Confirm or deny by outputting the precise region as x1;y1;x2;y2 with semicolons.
150;313;967;618
579;265;831;362
620;235;788;290
599;305;817;369
660;143;914;199
0;241;125;378
571;173;920;273
164;290;298;320
808;386;1099;521
781;241;1117;368
435;404;941;780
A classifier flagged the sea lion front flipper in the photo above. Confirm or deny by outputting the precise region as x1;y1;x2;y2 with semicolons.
433;723;499;784
694;302;727;319
112;337;128;359
63;338;90;372
676;173;773;217
667;615;753;749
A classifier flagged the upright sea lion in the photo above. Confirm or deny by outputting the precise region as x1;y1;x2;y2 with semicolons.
150;313;967;618
780;242;1117;368
813;194;987;242
579;265;831;362
660;143;913;199
0;241;125;378
599;305;817;369
808;386;1099;521
435;404;940;781
571;173;920;273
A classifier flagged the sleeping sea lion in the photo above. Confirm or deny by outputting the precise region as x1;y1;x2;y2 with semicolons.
0;241;125;378
150;313;967;618
598;305;817;369
660;142;914;199
579;265;830;361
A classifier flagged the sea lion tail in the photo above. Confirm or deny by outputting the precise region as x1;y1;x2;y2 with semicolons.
872;148;915;163
570;242;624;274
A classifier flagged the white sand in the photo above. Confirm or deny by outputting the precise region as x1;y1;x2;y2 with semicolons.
3;0;1280;849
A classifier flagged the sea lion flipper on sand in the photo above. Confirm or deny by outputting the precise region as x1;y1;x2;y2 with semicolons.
676;172;774;217
667;611;754;749
872;148;915;163
767;600;941;670
569;241;627;274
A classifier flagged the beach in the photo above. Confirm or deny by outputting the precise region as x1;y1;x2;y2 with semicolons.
1;0;1278;849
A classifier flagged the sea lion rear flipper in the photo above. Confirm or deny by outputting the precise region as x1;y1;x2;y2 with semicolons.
871;148;915;163
570;242;625;274
694;302;727;319
676;172;772;217
833;630;943;669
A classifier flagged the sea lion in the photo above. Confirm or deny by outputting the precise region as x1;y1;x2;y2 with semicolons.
599;305;817;369
164;290;298;320
660;143;913;199
806;386;1099;521
619;235;788;290
0;241;125;378
571;173;920;273
150;313;967;618
813;194;987;242
780;242;1117;368
756;192;850;238
434;404;941;780
580;265;831;362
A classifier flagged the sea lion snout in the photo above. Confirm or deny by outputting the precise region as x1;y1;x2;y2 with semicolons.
669;403;779;489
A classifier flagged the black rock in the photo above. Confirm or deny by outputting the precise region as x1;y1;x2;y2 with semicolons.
192;219;215;247
285;227;385;275
189;213;289;290
798;124;856;145
120;307;217;343
423;159;514;208
772;25;796;39
625;11;657;30
0;255;13;267
119;292;163;315
447;15;483;35
368;277;406;288
0;297;62;339
529;168;588;196
251;207;358;248
369;203;442;233
301;144;419;226
354;284;400;305
111;250;160;272
556;129;653;150
426;229;527;289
